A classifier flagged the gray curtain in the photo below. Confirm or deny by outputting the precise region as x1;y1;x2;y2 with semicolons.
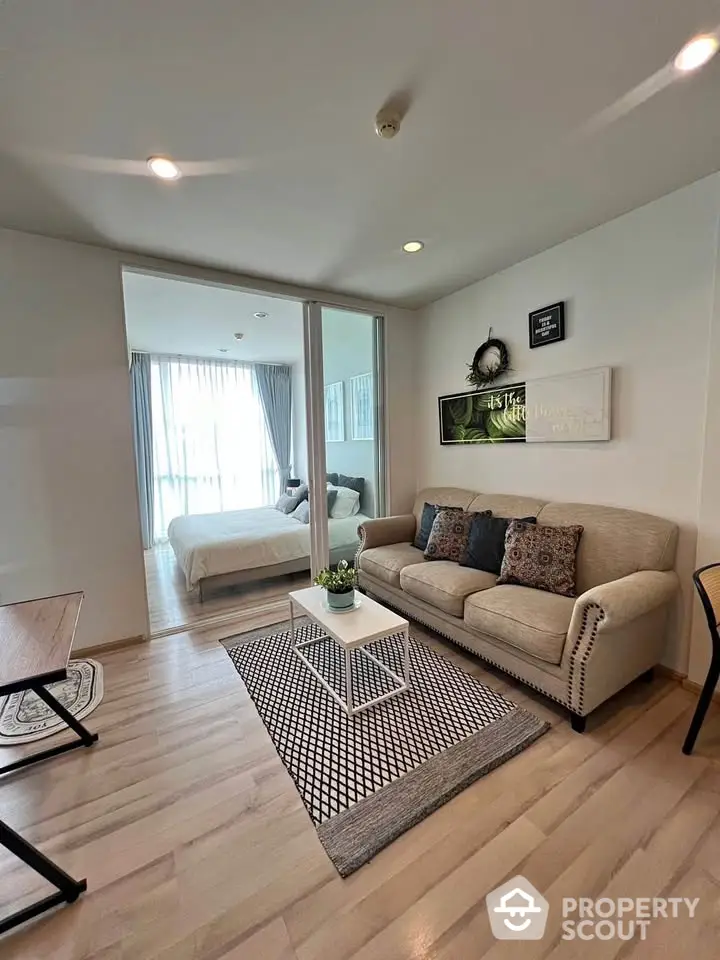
130;352;155;549
255;363;292;496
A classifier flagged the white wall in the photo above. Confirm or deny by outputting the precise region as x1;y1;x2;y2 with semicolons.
417;175;720;673
322;310;377;516
689;207;720;685
0;229;149;650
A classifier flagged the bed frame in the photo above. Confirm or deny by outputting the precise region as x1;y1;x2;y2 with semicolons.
197;544;359;602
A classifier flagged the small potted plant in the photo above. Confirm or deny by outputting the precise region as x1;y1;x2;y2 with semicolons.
314;559;357;611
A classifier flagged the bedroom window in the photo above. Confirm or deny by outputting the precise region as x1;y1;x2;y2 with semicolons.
349;373;374;440
324;381;345;443
150;355;279;542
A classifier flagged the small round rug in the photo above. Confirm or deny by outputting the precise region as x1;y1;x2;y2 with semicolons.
0;659;103;744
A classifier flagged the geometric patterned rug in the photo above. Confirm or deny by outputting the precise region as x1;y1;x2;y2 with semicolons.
223;617;548;875
0;659;103;744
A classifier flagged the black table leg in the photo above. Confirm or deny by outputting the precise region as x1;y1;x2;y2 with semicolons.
0;684;98;777
0;820;86;935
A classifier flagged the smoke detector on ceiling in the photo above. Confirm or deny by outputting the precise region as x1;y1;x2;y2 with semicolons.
375;107;402;139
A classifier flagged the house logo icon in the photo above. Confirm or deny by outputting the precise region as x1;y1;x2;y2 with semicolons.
486;876;549;940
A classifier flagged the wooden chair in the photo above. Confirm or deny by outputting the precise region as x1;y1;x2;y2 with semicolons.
683;563;720;755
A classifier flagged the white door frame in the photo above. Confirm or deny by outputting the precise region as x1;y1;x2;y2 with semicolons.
303;301;330;577
303;303;387;577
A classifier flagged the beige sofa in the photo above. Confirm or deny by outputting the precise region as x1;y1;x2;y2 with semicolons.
357;488;679;730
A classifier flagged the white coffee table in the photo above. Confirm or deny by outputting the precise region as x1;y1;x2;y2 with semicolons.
288;586;410;716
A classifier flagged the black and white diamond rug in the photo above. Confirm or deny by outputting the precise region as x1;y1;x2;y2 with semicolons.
223;618;548;876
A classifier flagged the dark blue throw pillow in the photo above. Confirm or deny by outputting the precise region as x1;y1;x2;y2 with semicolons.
460;514;537;575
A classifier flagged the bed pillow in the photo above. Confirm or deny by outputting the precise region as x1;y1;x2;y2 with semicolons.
293;483;309;504
328;484;361;519
424;508;491;562
497;520;584;597
414;502;463;551
337;474;365;497
290;500;310;524
459;514;537;575
290;490;338;523
326;472;339;485
275;493;298;514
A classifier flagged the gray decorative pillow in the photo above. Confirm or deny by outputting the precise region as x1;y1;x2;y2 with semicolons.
275;493;297;514
424;509;490;563
294;483;309;504
290;490;338;524
497;521;584;597
290;500;310;524
337;474;365;497
326;472;339;485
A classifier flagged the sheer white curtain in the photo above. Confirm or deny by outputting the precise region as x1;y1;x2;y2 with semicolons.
150;355;279;542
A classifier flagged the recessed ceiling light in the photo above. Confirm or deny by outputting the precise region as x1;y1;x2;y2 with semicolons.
674;34;719;72
402;240;424;253
218;348;229;353
147;156;182;180
254;311;269;319
234;332;244;341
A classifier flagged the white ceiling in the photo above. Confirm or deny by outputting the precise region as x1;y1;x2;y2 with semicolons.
122;271;304;363
2;1;720;307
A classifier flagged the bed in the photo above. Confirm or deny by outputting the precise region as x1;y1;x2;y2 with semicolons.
168;505;369;599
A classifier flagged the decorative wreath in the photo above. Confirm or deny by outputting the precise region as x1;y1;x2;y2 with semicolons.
466;337;511;389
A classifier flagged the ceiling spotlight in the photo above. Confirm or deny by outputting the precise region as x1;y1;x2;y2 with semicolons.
218;348;229;353
234;332;244;341
674;34;719;72
253;311;269;319
147;156;182;180
402;240;424;253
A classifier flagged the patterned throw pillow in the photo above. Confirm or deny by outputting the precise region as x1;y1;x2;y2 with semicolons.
497;521;584;597
424;509;490;563
275;493;297;514
414;502;462;551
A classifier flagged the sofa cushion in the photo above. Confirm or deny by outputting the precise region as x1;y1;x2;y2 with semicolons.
535;502;678;593
359;543;426;587
401;562;496;617
498;521;584;597
425;509;490;563
464;585;574;664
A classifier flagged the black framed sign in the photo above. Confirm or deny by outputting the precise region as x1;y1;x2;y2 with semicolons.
529;301;565;348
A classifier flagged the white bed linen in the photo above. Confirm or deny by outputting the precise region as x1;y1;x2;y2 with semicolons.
168;507;368;590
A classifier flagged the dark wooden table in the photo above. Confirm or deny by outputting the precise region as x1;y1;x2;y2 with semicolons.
0;593;99;935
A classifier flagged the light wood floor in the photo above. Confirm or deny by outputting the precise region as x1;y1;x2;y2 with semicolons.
1;612;719;959
144;541;310;635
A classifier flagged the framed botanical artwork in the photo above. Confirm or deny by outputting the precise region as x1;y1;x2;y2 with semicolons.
438;382;527;444
349;373;374;440
324;381;345;442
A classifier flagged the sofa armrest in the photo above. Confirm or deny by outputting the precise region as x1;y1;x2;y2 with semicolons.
571;570;679;633
358;514;416;551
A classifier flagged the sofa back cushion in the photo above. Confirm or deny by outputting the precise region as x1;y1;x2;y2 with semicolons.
413;488;546;524
413;488;478;523
535;502;678;593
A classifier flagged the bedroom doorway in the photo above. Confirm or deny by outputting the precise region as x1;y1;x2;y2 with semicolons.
303;302;385;576
122;270;311;637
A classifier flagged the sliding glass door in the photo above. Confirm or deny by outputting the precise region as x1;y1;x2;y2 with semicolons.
303;302;385;576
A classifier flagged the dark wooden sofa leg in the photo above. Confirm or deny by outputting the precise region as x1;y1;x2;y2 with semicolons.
569;712;587;733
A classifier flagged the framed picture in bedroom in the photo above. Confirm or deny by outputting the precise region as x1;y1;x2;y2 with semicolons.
349;373;374;440
324;381;345;442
